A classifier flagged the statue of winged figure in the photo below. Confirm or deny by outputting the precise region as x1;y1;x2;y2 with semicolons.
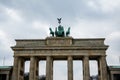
57;18;62;24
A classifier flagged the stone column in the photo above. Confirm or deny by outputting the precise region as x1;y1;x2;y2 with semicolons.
97;59;100;80
51;58;53;80
83;56;90;80
35;59;39;80
111;74;114;80
99;56;108;80
6;74;9;80
18;58;25;80
29;57;35;80
46;56;53;80
29;56;39;80
12;56;19;80
68;56;73;80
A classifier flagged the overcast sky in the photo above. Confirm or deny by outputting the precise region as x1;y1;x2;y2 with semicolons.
0;0;120;80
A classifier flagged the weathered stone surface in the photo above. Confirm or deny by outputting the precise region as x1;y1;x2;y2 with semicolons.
12;37;109;80
15;39;45;47
13;37;108;47
46;37;73;46
12;37;108;58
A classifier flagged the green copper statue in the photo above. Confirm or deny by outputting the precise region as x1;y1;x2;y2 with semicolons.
66;27;70;36
49;28;54;37
49;18;70;37
55;25;65;37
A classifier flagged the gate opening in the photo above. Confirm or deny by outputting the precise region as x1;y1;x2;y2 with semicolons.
53;61;67;80
73;61;83;80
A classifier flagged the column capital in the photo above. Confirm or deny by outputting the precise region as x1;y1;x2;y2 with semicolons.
30;56;35;58
83;55;89;60
68;56;73;59
100;55;106;57
83;55;89;57
14;56;19;58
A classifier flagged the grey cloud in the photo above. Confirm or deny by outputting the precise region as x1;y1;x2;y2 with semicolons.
0;0;120;77
1;0;116;22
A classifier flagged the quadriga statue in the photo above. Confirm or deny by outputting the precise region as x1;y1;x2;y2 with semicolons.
49;18;70;37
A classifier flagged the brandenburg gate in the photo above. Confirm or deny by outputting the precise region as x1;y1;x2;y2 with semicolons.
11;19;109;80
